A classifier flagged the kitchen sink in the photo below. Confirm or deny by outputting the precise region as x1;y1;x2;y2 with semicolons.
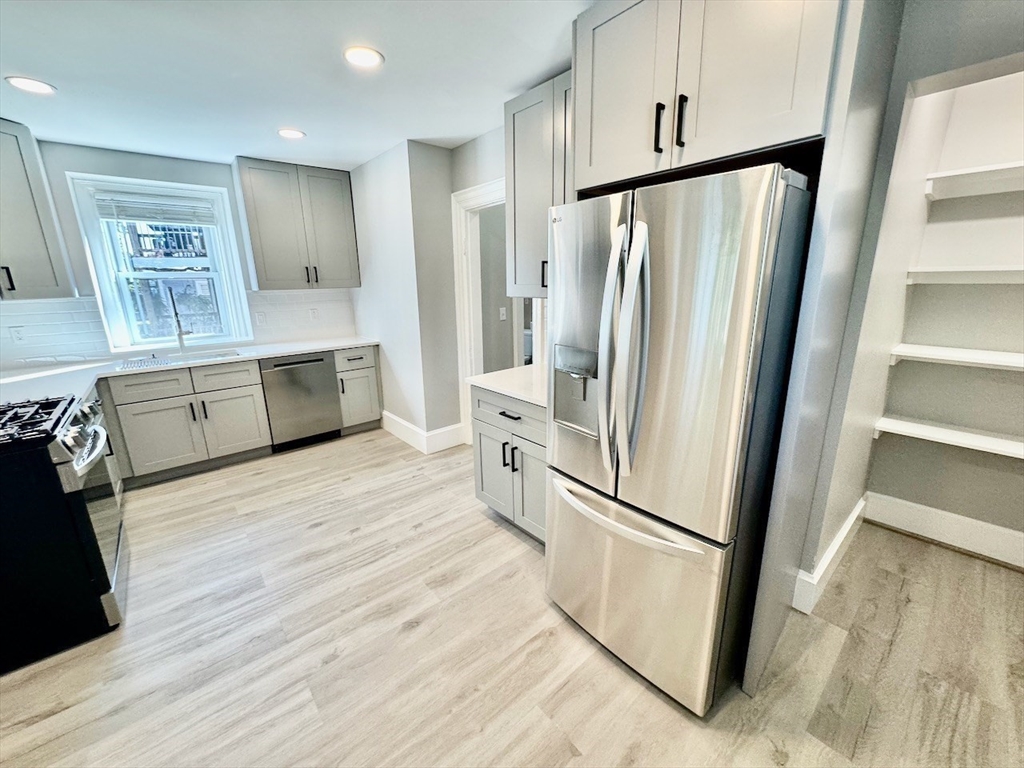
119;349;241;370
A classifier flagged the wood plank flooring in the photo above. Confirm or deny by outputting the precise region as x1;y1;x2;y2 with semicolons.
1;429;1020;767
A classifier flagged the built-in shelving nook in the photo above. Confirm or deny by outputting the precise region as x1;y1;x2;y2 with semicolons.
862;63;1024;567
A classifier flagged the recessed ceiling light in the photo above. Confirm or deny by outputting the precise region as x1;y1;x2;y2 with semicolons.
344;46;384;69
278;128;306;139
5;76;56;95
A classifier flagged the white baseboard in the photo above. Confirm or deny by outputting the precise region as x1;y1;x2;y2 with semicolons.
382;410;464;455
792;496;866;614
864;492;1024;568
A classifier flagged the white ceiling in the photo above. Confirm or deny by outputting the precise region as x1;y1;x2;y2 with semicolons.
0;0;590;170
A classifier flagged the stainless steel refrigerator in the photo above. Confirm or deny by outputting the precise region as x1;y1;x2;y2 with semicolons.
545;164;810;717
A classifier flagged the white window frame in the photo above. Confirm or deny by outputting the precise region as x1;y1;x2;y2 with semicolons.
68;173;253;354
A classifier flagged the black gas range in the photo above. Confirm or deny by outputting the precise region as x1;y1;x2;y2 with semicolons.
0;392;128;674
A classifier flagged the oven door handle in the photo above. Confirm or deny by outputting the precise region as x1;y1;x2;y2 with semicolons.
74;426;109;478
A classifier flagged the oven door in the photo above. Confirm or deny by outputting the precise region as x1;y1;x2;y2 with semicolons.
62;418;124;614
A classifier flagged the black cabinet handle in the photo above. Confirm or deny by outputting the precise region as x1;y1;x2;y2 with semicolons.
188;402;197;422
501;441;509;468
511;446;519;473
346;356;365;362
653;102;666;154
340;378;346;395
675;94;688;148
305;266;311;284
498;410;522;422
541;260;548;289
201;400;208;419
313;266;319;283
1;266;14;291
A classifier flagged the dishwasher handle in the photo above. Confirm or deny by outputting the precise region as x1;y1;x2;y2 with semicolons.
264;356;327;370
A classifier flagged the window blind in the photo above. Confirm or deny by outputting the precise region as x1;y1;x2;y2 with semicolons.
94;193;218;226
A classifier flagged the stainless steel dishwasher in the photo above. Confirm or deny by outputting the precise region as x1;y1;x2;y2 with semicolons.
259;353;342;446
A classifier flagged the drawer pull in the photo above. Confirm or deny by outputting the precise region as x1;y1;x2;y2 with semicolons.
498;410;522;422
346;356;365;362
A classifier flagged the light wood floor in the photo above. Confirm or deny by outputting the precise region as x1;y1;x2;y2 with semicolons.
1;430;1021;767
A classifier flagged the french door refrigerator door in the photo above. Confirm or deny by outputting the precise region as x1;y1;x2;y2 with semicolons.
616;165;790;544
545;469;734;716
547;191;631;496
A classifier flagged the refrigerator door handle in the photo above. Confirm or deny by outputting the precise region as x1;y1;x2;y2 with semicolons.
615;220;650;477
597;223;627;473
551;477;705;558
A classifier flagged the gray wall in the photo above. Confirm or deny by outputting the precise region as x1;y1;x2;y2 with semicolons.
451;126;503;192
351;139;462;436
808;0;1024;568
351;142;426;430
37;141;250;293
407;140;461;432
479;204;513;373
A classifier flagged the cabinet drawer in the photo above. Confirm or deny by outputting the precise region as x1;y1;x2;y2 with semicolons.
335;346;376;372
108;369;194;405
471;385;546;447
191;360;262;393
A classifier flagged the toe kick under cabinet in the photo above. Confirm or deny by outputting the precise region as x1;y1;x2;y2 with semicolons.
471;385;547;542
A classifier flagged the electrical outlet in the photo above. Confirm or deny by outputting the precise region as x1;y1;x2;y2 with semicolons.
255;311;267;327
9;326;26;345
309;308;320;322
499;307;507;321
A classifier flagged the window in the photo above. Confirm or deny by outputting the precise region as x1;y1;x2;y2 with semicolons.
69;174;252;353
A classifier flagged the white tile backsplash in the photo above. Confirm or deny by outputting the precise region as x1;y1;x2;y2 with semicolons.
0;290;358;371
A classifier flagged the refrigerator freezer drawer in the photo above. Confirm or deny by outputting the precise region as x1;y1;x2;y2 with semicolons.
545;470;734;716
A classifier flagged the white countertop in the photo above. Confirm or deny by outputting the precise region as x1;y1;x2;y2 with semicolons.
0;336;378;404
466;365;547;408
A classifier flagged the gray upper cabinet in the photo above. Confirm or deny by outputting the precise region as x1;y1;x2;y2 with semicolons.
0;119;73;299
236;157;360;290
673;0;841;168
505;79;555;299
553;70;575;207
297;166;360;288
236;157;309;290
573;0;840;190
574;0;681;190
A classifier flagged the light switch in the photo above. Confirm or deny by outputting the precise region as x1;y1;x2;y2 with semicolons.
499;307;507;321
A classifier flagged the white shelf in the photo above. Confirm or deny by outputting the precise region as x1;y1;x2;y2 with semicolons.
924;160;1024;201
890;343;1024;371
874;416;1024;460
906;266;1024;285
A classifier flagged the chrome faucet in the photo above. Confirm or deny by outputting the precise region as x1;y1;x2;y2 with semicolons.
167;289;192;356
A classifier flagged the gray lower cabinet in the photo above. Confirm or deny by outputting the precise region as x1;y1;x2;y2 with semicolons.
338;367;381;426
197;384;272;458
117;394;209;475
511;435;547;541
473;416;547;542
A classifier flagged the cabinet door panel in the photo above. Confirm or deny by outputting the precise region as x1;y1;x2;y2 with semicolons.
512;436;547;542
553;70;575;207
238;158;310;290
473;420;514;521
117;395;208;475
574;0;680;190
0;121;71;299
505;79;554;298
674;0;839;167
198;384;272;458
338;367;381;427
298;166;360;288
